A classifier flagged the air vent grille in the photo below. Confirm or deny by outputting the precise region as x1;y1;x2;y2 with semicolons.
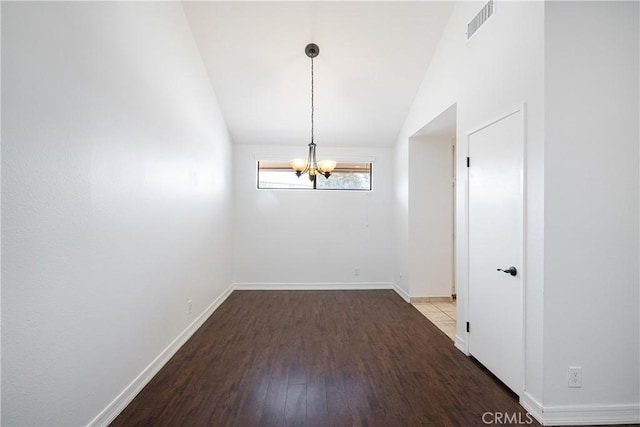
467;0;494;40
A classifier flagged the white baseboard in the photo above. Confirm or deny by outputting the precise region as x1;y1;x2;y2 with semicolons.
409;296;454;303
392;283;410;302
87;284;234;427
540;403;640;426
233;282;395;291
520;392;640;426
454;334;468;355
520;392;544;425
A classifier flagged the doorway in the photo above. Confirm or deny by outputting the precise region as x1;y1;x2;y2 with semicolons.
408;104;457;341
408;104;457;318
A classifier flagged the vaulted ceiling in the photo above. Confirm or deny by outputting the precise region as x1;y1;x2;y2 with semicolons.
182;2;454;147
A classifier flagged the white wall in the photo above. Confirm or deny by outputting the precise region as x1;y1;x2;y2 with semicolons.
544;0;640;414
1;2;233;425
233;144;394;288
393;0;546;406
408;135;454;298
1;2;3;423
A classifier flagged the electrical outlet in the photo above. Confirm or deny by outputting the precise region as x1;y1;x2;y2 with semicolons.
187;300;193;315
399;272;403;279
354;267;360;276
568;367;582;388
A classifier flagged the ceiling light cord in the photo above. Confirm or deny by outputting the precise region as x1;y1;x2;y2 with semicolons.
311;56;314;145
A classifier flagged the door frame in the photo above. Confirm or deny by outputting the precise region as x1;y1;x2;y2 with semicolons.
463;103;527;396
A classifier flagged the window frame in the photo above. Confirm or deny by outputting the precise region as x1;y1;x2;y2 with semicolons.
256;161;373;191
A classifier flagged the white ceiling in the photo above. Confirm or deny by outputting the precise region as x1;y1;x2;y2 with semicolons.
182;1;454;147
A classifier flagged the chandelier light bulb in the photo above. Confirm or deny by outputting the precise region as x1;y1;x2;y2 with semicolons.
289;158;307;172
318;160;337;173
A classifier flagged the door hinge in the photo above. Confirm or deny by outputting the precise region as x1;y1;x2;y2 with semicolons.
466;322;470;333
466;157;470;167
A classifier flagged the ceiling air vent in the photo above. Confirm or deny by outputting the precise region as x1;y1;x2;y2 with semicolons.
467;0;494;40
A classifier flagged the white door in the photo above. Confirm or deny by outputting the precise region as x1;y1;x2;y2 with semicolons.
468;109;523;395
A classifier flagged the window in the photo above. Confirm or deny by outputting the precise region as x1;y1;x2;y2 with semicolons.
257;161;372;191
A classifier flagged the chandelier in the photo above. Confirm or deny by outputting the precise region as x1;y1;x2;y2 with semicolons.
290;43;336;181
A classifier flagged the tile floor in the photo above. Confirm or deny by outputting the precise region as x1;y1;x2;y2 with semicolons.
412;300;457;341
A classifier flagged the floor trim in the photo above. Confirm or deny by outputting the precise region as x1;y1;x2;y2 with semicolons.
87;284;234;427
233;282;396;291
454;334;468;355
393;284;410;302
410;296;454;303
520;393;640;426
541;403;640;426
520;392;544;425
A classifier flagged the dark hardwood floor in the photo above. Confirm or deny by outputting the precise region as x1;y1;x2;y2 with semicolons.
112;290;538;426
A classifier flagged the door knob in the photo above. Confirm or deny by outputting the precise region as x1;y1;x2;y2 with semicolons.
497;266;518;276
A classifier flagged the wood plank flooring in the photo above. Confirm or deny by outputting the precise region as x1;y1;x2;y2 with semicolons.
112;290;537;426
